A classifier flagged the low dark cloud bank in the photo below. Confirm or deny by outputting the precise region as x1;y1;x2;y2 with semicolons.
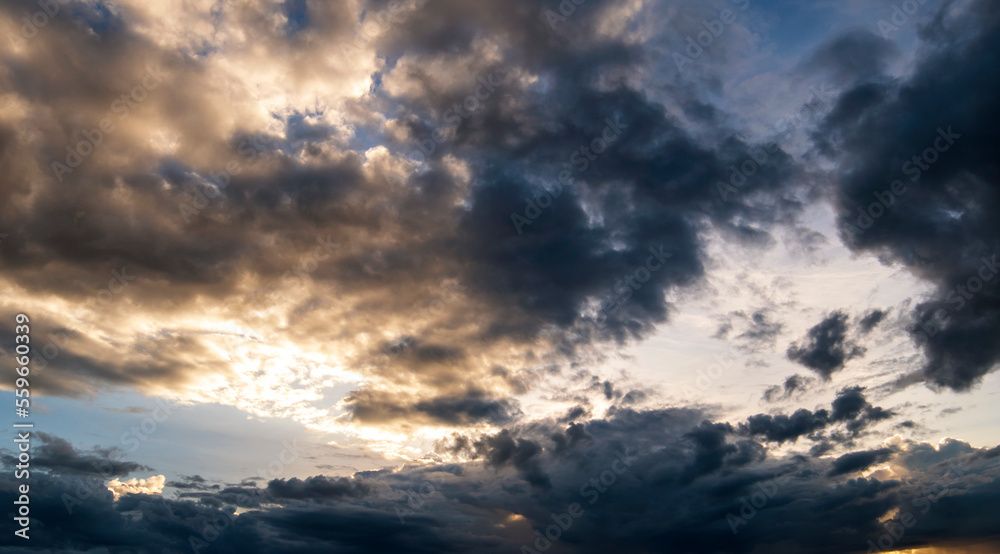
3;405;999;553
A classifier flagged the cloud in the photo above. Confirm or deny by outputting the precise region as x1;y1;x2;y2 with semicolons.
106;475;166;500
266;476;371;501
0;432;150;477
787;311;866;378
3;409;999;553
799;29;899;83
719;309;785;353
168;474;220;491
828;447;895;476
0;0;813;448
0;0;996;551
816;0;1000;390
741;386;893;444
762;373;816;403
344;389;521;427
858;309;886;334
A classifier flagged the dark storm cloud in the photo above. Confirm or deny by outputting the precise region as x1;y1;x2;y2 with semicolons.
816;0;1000;390
830;386;869;421
828;447;895;476
0;432;149;477
413;393;521;426
800;29;899;83
168;475;219;491
741;386;893;444
267;476;371;501
786;311;866;378
472;429;551;490
344;389;521;426
558;405;590;423
741;408;829;444
4;408;999;554
858;309;886;334
366;0;779;350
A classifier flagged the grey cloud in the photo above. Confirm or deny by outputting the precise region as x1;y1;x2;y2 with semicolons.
858;309;886;334
828;447;896;476
741;387;894;444
0;432;149;478
787;311;866;378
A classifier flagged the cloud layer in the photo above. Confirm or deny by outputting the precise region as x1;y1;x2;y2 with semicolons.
1;0;999;551
3;405;999;553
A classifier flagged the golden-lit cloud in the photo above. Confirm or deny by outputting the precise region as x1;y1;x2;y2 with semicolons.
106;475;166;500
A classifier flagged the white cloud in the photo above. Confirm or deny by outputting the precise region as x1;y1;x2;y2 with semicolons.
106;475;166;500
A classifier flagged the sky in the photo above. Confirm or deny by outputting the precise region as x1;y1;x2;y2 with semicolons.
0;0;999;552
